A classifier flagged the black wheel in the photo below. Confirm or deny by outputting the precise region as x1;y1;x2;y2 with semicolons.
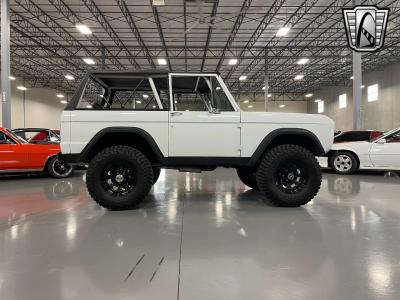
47;156;74;178
237;168;259;190
86;146;153;210
328;151;358;174
152;167;161;184
256;144;322;207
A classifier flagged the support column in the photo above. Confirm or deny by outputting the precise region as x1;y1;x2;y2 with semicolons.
1;0;11;128
353;51;362;130
264;49;269;112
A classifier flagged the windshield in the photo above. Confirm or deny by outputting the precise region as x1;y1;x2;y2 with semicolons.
5;129;28;144
371;128;400;142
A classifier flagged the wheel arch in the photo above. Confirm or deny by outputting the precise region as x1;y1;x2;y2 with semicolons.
248;128;325;166
79;127;164;163
43;154;59;171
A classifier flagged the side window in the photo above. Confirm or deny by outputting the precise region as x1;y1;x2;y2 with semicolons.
172;76;210;111
210;76;234;112
386;131;400;143
77;77;165;110
78;78;105;109
172;75;234;112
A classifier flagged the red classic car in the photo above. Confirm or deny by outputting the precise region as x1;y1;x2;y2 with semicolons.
0;127;73;178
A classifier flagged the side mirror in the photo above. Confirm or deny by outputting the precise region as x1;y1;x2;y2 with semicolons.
377;138;386;144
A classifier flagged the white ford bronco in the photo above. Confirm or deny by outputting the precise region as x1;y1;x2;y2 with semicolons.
61;71;334;210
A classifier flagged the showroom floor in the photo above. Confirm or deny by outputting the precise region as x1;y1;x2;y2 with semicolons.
1;169;400;300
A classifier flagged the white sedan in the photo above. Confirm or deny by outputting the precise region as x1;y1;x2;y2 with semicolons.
327;128;400;174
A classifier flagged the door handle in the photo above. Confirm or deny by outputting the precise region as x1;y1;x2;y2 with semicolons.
170;112;183;117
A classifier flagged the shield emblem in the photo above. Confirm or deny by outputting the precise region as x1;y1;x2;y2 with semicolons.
343;6;389;52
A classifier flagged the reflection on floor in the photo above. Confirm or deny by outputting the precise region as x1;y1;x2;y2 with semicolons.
0;169;400;300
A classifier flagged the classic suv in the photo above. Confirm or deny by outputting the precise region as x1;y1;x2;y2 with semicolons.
61;71;334;210
0;127;73;178
328;128;400;174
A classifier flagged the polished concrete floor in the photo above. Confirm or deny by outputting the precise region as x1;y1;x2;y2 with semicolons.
1;169;400;300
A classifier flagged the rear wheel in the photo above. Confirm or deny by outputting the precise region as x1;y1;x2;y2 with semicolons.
47;156;74;178
328;151;358;174
256;145;321;207
86;146;153;210
237;168;259;190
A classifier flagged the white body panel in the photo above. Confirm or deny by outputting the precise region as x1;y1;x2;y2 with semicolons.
240;112;334;157
169;111;240;156
62;110;169;155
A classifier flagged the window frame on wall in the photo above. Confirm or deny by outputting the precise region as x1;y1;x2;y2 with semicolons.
367;84;379;102
317;100;324;113
339;93;347;108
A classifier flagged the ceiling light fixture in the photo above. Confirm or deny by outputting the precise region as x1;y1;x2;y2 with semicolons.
228;58;238;65
65;75;75;80
60;100;68;104
142;94;149;99
280;104;286;108
76;24;92;35
83;58;95;65
268;93;272;97
239;75;247;81
361;85;365;88
243;100;249;103
314;99;321;103
158;58;167;65
56;94;64;98
216;86;221;90
305;93;313;98
86;105;93;108
297;58;309;65
248;105;253;108
9;76;16;80
350;76;354;79
17;86;27;91
136;100;142;104
276;27;291;37
294;74;304;80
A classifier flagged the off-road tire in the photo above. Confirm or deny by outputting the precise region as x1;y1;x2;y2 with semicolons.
237;168;259;190
47;156;74;178
256;144;322;207
152;167;161;184
328;151;358;175
86;146;153;210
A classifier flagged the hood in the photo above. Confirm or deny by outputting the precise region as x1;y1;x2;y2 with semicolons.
241;111;334;126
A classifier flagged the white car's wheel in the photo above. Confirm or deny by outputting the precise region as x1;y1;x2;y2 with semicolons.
329;151;358;174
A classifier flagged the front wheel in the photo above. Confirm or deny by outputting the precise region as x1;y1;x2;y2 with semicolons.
86;146;153;210
256;145;322;207
328;151;358;174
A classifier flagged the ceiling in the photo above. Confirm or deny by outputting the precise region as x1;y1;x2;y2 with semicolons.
9;0;400;99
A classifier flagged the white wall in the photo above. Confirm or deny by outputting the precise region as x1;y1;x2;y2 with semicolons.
308;61;400;132
0;81;67;129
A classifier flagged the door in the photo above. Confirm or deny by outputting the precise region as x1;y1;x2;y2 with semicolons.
168;74;240;157
0;131;27;170
369;130;400;168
